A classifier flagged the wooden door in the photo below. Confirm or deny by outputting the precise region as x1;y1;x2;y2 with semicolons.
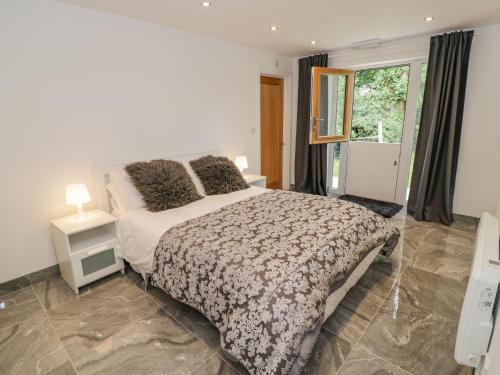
260;76;283;189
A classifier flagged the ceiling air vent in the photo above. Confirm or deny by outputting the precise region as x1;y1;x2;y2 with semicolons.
351;38;383;49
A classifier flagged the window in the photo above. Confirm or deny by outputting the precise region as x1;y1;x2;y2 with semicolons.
407;63;428;195
330;142;341;189
310;67;354;144
351;65;410;143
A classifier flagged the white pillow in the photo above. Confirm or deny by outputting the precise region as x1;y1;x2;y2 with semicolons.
106;182;126;213
182;161;206;196
109;169;145;210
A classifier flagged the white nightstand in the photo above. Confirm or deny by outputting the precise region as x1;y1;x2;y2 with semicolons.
244;174;267;188
50;209;124;294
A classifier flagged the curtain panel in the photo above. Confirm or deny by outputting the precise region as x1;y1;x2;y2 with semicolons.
407;30;474;225
294;54;328;195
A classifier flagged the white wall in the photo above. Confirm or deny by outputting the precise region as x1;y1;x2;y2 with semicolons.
290;26;500;218
454;24;500;218
0;0;292;283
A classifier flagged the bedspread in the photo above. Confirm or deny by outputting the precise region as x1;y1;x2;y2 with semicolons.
152;190;399;374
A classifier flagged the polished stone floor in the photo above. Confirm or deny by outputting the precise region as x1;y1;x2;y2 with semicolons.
0;211;476;375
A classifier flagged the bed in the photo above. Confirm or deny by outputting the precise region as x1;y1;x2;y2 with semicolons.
94;151;399;375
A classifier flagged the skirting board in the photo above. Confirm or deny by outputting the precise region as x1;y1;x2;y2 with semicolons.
453;213;480;224
0;264;60;297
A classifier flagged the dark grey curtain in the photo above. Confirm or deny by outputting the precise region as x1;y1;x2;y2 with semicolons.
407;30;474;225
294;54;328;195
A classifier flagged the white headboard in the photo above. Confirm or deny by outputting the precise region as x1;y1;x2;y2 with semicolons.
93;150;222;213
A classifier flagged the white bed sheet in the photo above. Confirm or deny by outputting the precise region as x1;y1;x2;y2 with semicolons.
116;186;268;276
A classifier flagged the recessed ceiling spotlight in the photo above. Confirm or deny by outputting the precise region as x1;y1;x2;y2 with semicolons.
424;16;434;22
310;40;317;45
270;26;278;31
201;1;212;7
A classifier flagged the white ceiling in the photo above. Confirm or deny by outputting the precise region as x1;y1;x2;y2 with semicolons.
56;0;500;56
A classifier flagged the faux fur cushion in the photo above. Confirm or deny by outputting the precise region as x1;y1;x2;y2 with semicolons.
125;160;202;212
190;156;249;195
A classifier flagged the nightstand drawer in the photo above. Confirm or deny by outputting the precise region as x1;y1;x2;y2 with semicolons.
70;242;123;287
81;248;116;276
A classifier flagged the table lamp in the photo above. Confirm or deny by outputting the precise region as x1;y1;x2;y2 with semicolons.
66;183;91;215
234;156;248;173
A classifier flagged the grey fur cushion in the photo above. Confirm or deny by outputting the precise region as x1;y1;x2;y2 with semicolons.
190;156;249;195
125;160;202;212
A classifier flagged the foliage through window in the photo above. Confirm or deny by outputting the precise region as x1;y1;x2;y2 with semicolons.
407;63;428;195
351;65;410;143
330;142;341;189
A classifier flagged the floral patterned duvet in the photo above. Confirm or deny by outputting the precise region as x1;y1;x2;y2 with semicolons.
152;190;399;375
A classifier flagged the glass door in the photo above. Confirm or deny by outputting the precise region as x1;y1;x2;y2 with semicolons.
406;63;428;199
327;59;428;204
345;64;410;203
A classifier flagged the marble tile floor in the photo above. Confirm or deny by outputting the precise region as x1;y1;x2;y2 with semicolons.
0;212;476;375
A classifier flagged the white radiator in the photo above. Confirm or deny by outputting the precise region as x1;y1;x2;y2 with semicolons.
455;212;500;374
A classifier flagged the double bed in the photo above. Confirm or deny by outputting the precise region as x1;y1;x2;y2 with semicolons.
94;152;399;375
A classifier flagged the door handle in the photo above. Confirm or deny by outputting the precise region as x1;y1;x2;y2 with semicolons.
393;160;398;166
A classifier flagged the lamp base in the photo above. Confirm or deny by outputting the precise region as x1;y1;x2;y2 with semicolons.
76;204;85;216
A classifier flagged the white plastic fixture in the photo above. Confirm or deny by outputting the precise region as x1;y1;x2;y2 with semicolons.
234;156;248;173
455;212;500;371
66;183;91;215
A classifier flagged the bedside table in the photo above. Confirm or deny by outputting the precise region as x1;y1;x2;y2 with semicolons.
244;174;267;188
50;209;124;294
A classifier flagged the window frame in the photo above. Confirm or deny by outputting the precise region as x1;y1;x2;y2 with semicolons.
310;67;355;144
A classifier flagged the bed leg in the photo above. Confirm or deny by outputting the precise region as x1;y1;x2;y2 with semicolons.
144;275;149;292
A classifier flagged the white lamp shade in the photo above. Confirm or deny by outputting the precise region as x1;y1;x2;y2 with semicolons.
234;156;248;171
65;183;91;206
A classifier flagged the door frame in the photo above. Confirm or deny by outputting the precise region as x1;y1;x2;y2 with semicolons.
260;75;284;189
258;73;292;190
328;58;427;205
